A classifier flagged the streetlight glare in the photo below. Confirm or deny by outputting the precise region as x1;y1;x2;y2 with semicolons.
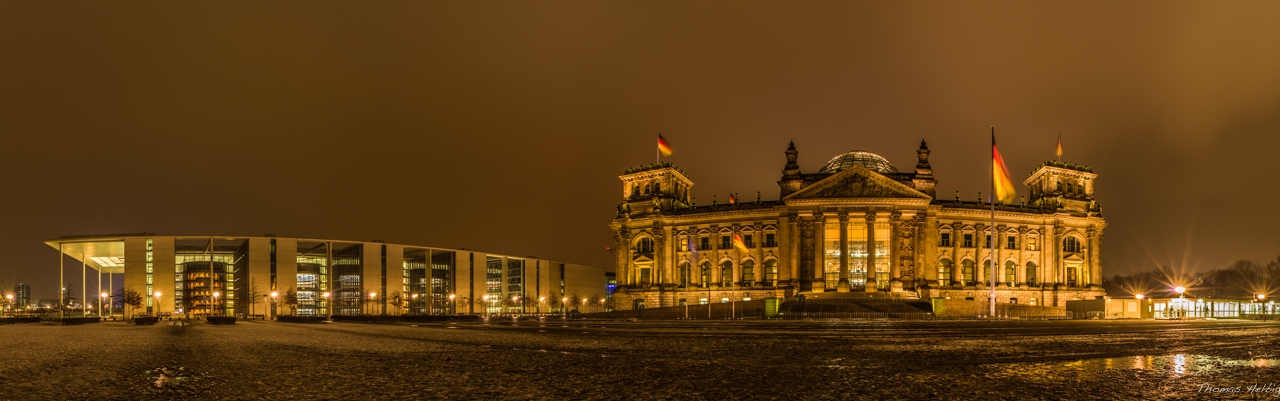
1135;294;1145;300
154;291;162;297
1174;286;1186;294
213;292;220;297
271;292;278;297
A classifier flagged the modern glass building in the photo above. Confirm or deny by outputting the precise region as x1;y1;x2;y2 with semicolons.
46;234;607;317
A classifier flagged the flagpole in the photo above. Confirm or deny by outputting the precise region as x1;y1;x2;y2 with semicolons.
990;127;997;319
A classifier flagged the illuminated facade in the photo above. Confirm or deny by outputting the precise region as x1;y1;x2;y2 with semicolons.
610;141;1106;310
46;235;606;316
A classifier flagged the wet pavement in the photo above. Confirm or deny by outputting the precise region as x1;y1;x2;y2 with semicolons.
1;318;1278;400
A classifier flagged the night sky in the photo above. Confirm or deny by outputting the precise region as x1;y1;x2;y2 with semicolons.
4;2;1280;299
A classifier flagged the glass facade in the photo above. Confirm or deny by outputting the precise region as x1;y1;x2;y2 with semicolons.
873;222;889;289
823;220;841;288
332;243;363;315
847;221;867;287
486;256;502;314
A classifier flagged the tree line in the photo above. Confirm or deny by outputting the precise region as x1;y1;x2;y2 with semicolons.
1103;256;1280;299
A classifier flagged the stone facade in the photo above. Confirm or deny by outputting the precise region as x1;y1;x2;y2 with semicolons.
609;141;1106;310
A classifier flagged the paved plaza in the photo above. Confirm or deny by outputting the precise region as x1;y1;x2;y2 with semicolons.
2;319;1278;400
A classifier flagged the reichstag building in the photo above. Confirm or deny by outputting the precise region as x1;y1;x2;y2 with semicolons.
610;141;1105;310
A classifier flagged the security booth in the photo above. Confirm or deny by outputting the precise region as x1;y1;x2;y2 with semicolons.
1102;297;1153;319
1151;298;1255;319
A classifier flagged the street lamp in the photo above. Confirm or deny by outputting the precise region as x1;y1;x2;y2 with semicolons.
562;297;567;318
1259;294;1266;301
600;299;605;313
212;292;221;317
369;292;377;316
512;296;520;316
154;291;162;318
448;294;456;315
1135;294;1144;300
1175;286;1186;297
270;292;278;319
412;294;419;315
4;295;11;317
100;293;108;317
323;292;331;319
539;297;545;314
483;295;490;318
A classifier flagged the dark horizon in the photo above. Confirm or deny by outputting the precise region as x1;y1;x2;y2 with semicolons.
5;2;1280;299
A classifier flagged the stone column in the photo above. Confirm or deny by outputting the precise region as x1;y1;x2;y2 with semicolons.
974;223;986;287
951;223;962;286
798;216;816;292
1053;226;1065;286
996;224;1006;287
616;231;631;287
865;211;877;292
837;212;850;292
1017;227;1028;286
787;213;800;286
889;212;902;282
653;225;666;288
780;214;792;283
1088;228;1102;287
753;223;764;286
731;224;742;287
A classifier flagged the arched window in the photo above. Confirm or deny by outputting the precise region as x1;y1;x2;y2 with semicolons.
699;262;712;287
938;259;953;286
1063;236;1081;253
654;182;661;194
1026;262;1038;286
962;260;975;285
720;261;733;287
644;183;650;195
741;260;755;286
982;260;992;285
637;238;653;253
1004;261;1016;285
763;259;778;286
678;262;691;287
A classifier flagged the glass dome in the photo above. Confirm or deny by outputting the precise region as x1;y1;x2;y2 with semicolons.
817;151;899;174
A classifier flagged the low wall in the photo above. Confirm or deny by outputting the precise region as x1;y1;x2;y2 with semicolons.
936;299;1067;318
582;300;767;320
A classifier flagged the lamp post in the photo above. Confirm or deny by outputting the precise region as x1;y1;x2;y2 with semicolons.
562;297;567;318
4;295;11;317
154;291;162;318
100;293;108;317
512;296;520;316
600;299;605;313
412;293;419;315
270;292;278;319
483;295;490;318
449;294;456;315
323;292;331;319
539;297;545;315
369;292;376;316
1135;294;1144;300
212;292;220;317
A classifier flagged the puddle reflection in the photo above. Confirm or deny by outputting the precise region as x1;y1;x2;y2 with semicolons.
991;354;1278;382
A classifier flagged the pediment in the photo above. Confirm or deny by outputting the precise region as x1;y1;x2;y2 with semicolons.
1063;254;1085;262
783;166;930;201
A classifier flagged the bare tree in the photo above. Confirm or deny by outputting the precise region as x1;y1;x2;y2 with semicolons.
283;289;298;316
122;288;144;319
243;278;263;318
388;291;404;316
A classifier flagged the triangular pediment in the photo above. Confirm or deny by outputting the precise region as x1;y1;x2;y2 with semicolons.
783;166;930;201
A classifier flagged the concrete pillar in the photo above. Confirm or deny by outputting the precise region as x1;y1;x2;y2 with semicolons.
276;239;298;313
151;237;175;315
787;213;800;285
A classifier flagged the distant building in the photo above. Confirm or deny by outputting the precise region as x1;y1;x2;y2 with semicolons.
45;234;607;316
16;283;30;307
610;141;1106;310
604;272;617;311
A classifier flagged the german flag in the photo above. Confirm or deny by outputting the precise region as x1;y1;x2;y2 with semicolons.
732;233;750;253
658;134;673;157
1056;132;1063;159
992;129;1017;204
728;193;737;204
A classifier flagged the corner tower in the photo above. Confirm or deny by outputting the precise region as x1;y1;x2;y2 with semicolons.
619;163;693;216
1024;161;1099;214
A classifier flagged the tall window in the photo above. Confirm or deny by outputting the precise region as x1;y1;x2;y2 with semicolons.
938;259;953;286
763;259;778;286
962;260;975;285
678;262;691;287
874;222;890;289
1004;261;1016;285
1027;237;1038;251
700;237;710;252
825;220;842;289
742;260;755;286
1026;262;1037;286
720;235;731;250
699;262;712;287
765;233;776;247
743;234;754;248
985;235;992;249
637;238;653;253
720;261;733;287
982;260;992;285
940;232;951;247
638;266;651;287
1066;265;1078;287
963;233;974;248
1063;237;1081;253
1006;235;1017;250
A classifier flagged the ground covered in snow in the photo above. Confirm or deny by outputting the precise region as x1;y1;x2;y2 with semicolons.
1;318;1278;400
